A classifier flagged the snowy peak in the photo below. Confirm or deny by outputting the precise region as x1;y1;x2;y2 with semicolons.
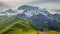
0;5;50;17
18;5;39;11
17;5;50;17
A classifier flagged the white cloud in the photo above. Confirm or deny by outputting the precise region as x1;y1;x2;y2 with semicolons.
0;0;60;12
0;0;33;10
26;0;60;10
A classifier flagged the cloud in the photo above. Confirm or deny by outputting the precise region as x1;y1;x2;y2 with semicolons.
0;0;60;11
0;1;11;10
0;0;33;10
0;2;8;7
28;0;60;4
26;0;60;9
0;0;33;6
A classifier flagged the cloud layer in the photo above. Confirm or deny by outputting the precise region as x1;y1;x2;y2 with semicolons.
27;0;60;11
0;0;33;10
0;0;60;11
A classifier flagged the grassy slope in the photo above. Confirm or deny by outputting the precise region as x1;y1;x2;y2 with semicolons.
2;16;38;34
46;30;60;34
0;16;17;34
0;16;60;34
0;16;9;23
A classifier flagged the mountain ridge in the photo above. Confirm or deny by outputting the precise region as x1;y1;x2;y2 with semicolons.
0;5;60;31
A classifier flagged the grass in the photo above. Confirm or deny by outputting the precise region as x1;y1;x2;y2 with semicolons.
3;28;60;34
0;16;9;23
3;28;38;34
46;30;60;34
0;16;60;34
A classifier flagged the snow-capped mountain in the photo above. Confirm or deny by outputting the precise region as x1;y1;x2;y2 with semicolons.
17;5;50;17
17;5;59;30
0;8;17;16
0;12;7;16
5;8;17;16
0;5;60;30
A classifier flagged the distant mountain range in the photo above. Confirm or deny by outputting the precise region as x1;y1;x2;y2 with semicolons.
0;5;60;30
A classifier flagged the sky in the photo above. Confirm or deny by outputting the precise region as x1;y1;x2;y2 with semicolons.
0;0;33;10
0;0;60;14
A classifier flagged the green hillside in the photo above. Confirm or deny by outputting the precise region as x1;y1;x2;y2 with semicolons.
0;16;60;34
0;16;10;23
0;16;37;34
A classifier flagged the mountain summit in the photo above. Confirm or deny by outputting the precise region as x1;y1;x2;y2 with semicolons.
17;5;59;30
0;5;60;31
17;5;50;17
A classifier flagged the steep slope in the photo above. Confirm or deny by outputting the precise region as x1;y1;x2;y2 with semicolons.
2;17;37;34
0;5;60;34
0;16;10;23
17;5;58;30
0;16;16;34
0;16;32;34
